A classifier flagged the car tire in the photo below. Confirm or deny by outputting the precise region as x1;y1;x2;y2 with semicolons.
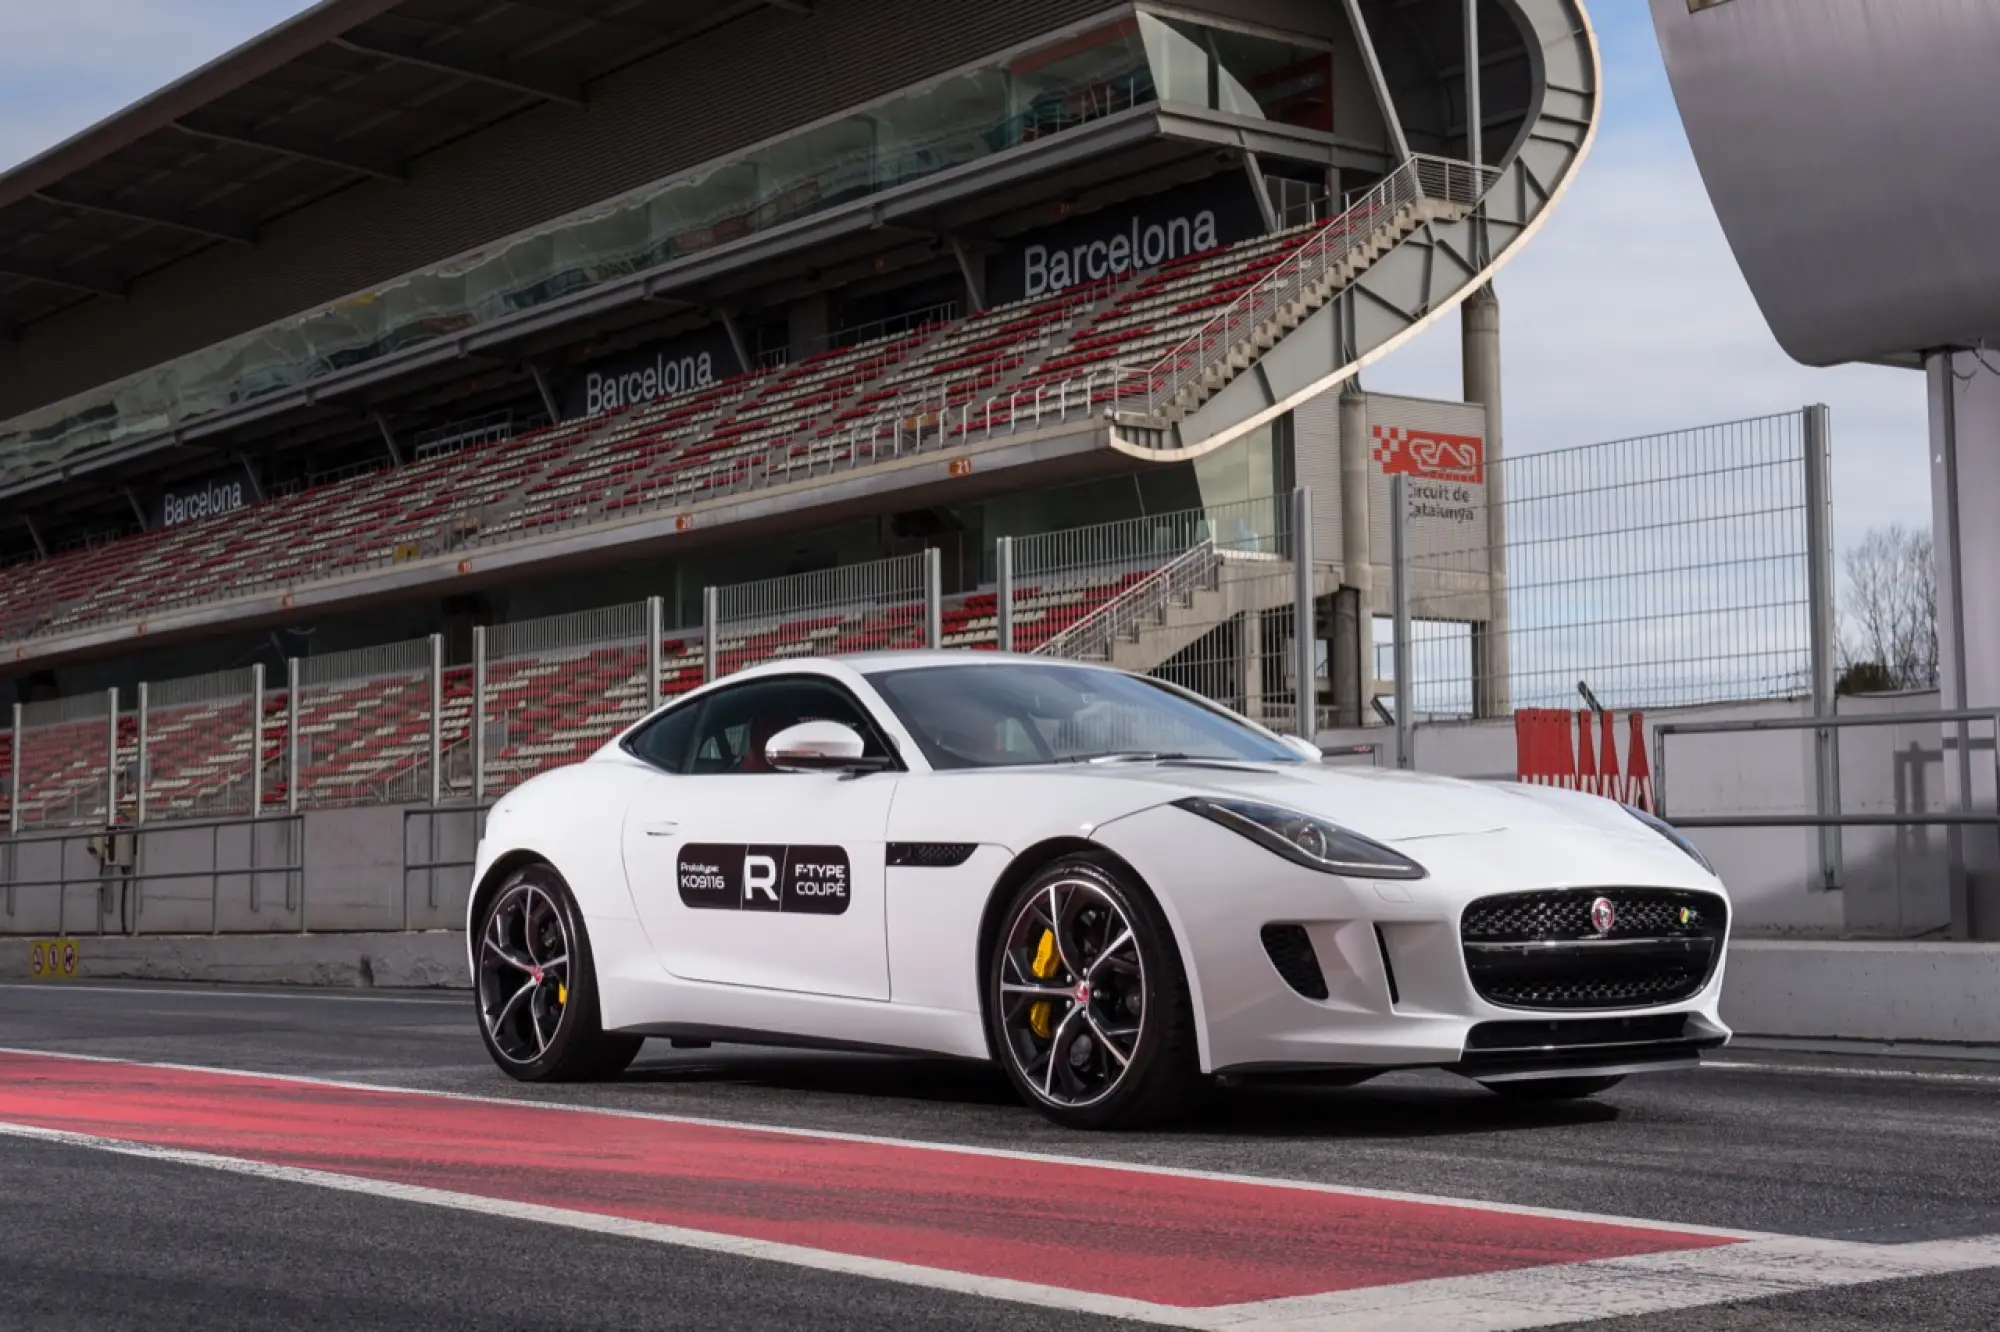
1485;1075;1624;1101
985;855;1202;1130
474;862;642;1082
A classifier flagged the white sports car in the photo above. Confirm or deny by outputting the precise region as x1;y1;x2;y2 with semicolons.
468;652;1732;1128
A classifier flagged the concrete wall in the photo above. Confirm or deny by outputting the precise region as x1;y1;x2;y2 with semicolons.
1322;690;1976;939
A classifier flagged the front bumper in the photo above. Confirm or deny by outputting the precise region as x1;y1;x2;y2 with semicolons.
1089;806;1734;1077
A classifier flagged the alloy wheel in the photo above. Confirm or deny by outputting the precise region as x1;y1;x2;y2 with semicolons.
478;880;571;1064
995;875;1146;1109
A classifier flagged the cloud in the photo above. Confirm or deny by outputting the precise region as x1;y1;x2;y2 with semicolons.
1367;12;1932;555
0;1;311;171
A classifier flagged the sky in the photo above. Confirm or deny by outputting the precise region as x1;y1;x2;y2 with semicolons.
0;1;1935;556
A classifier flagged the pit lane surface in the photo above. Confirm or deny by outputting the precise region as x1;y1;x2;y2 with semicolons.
2;982;1998;1330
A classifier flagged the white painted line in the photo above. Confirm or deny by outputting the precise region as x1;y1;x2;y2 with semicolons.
1203;1232;2000;1331
1708;1059;2000;1088
0;982;462;1005
4;1117;1997;1331
0;1045;1765;1241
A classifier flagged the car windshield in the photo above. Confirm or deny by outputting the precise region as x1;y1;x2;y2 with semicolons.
867;662;1304;770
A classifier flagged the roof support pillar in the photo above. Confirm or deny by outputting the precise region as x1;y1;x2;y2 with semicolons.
717;308;754;374
236;452;264;501
123;487;150;530
948;237;987;313
1240;150;1281;234
1341;0;1412;165
527;365;563;425
374;412;404;466
23;517;46;558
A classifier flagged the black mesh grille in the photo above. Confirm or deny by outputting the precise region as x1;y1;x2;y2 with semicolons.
1461;889;1726;942
1261;924;1329;1000
1461;888;1727;1012
1477;971;1706;1010
886;843;977;867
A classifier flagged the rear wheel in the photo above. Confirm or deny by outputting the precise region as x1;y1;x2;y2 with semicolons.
1485;1075;1624;1101
985;857;1201;1130
475;863;641;1081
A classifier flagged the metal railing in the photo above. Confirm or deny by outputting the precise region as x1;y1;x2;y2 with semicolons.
1035;541;1223;662
0;814;303;936
1123;154;1497;416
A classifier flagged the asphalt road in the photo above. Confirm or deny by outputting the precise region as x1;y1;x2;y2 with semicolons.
2;981;1997;1331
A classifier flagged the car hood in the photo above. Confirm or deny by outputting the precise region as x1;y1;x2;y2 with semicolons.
1061;760;1644;845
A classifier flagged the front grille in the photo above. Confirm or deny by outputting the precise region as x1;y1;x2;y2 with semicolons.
1461;888;1727;1011
1462;888;1723;942
1261;924;1329;1000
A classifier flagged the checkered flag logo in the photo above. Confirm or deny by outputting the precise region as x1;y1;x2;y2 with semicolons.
1371;425;1484;483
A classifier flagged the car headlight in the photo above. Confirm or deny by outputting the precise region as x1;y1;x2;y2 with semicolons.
1173;797;1426;879
1624;804;1715;875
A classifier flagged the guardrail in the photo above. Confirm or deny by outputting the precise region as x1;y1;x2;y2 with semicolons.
0;814;304;936
1034;540;1220;662
1653;708;2000;828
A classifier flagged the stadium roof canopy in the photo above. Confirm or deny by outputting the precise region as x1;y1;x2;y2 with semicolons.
0;0;799;334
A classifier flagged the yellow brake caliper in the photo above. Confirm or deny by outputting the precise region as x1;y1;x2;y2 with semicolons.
1027;928;1058;1039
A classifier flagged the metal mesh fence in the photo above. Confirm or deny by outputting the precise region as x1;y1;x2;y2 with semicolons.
1024;495;1303;732
293;639;439;810
139;668;261;821
1386;411;1813;718
482;601;651;797
16;692;115;829
713;554;928;675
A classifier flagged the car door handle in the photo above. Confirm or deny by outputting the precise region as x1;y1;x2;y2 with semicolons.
642;820;679;837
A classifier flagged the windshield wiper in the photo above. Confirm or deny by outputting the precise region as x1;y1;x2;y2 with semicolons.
1061;751;1193;765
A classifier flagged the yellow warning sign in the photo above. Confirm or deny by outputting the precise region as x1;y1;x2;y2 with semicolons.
27;938;79;980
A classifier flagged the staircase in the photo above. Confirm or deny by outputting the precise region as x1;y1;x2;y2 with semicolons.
1035;545;1298;675
1126;155;1494;426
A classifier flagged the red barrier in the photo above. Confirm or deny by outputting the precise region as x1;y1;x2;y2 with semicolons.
1626;711;1654;813
1514;707;1653;811
1575;710;1598;797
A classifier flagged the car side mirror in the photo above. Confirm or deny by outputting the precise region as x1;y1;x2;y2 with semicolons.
766;720;877;773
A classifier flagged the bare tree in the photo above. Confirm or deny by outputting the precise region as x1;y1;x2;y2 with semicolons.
1839;523;1937;692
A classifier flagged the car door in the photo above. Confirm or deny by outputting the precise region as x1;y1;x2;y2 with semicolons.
618;674;899;1000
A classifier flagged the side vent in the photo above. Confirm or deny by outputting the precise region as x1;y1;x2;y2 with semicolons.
1374;924;1401;1006
886;843;977;868
1260;924;1329;1000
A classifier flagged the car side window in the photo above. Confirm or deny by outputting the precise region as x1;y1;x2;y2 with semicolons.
683;677;896;776
624;699;703;774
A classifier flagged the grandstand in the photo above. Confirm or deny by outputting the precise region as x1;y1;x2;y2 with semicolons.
0;0;1598;845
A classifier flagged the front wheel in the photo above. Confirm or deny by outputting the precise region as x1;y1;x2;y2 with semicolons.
475;863;642;1081
1485;1075;1624;1101
985;857;1201;1130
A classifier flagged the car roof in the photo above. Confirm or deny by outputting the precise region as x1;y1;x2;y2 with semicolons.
831;650;1110;675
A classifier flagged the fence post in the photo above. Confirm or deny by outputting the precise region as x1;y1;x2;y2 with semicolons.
8;702;19;836
135;682;150;826
249;664;265;820
1391;475;1414;769
286;659;301;816
1292;487;1317;742
472;626;488;808
1803;403;1841;891
287;657;301;921
924;548;943;650
702;586;720;682
427;634;444;809
996;536;1015;653
646;595;664;711
105;687;119;824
